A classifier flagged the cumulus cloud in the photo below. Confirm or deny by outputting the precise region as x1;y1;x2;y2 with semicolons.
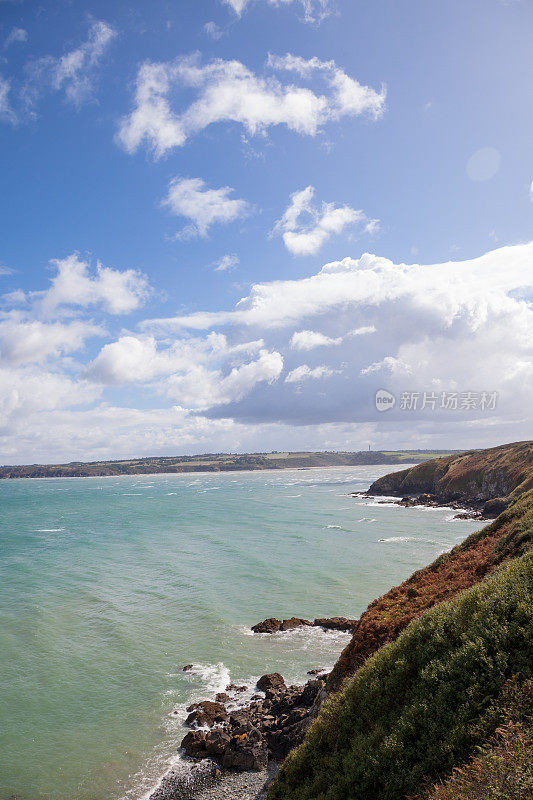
25;20;116;107
4;27;27;49
0;315;103;365
85;331;282;411
0;255;150;369
117;53;385;158
162;177;251;238
290;329;342;350
140;243;532;435
2;243;531;462
223;0;336;24
285;363;336;382
164;348;283;409
34;253;150;315
273;185;379;256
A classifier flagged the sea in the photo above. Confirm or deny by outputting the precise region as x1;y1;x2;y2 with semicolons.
0;465;481;800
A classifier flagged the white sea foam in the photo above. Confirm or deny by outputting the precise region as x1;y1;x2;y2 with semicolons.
378;536;414;543
286;494;302;497
35;528;64;532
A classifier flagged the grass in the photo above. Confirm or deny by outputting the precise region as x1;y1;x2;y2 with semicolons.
268;552;533;800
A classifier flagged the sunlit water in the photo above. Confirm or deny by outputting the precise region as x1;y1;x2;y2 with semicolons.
0;466;481;800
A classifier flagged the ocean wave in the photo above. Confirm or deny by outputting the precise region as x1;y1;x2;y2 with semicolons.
378;536;414;543
34;528;64;532
357;517;377;523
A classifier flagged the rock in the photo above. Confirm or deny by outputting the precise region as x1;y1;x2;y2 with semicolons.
454;512;480;520
215;692;230;703
226;683;247;692
185;700;229;728
313;617;357;632
182;664;193;671
280;617;312;631
204;729;231;757
222;728;268;772
307;668;326;675
482;497;509;517
229;710;252;728
251;617;282;633
181;730;207;757
256;673;286;692
251;617;311;633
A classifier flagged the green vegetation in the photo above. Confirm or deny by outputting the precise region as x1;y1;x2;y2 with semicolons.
424;682;532;800
369;441;533;504
268;552;533;800
0;449;458;479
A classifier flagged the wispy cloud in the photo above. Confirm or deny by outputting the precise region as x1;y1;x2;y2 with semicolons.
25;20;116;108
4;27;27;49
214;254;240;272
223;0;336;25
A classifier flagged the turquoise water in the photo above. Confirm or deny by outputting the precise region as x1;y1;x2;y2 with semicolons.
0;466;481;800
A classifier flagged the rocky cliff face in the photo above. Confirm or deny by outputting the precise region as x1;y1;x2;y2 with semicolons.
367;440;532;507
327;487;533;692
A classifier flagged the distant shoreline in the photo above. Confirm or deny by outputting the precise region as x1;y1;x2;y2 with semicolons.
0;450;458;480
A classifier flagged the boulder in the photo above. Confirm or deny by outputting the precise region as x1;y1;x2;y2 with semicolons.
482;497;509;517
256;673;286;692
204;729;231;757
182;664;193;671
222;728;268;772
215;692;230;704
307;668;326;675
252;617;312;633
251;617;282;634
280;617;312;631
313;617;357;632
185;700;229;728
181;730;207;757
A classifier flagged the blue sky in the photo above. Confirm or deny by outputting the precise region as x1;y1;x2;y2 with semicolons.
0;0;532;463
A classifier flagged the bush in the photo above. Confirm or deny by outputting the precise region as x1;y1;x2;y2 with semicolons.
268;554;533;800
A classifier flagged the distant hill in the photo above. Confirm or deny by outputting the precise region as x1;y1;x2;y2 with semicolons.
0;449;458;479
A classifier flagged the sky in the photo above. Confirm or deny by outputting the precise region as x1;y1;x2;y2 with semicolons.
0;0;532;464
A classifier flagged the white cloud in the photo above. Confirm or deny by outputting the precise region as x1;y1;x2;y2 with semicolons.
273;185;379;256
165;348;283;409
117;53;385;158
0;315;103;365
2;244;531;462
162;177;251;238
214;253;240;272
223;0;336;24
0;76;16;123
290;329;342;350
26;20;116;107
4;27;27;49
39;254;150;315
203;22;224;40
0;366;101;429
285;363;336;382
148;244;532;332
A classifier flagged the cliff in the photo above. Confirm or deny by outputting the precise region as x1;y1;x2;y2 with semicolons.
327;488;533;692
367;440;533;510
268;550;533;800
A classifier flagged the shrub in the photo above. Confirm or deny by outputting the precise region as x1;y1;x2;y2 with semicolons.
268;553;533;800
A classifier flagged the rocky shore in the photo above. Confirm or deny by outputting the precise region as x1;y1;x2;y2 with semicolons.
148;616;357;800
355;490;507;519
